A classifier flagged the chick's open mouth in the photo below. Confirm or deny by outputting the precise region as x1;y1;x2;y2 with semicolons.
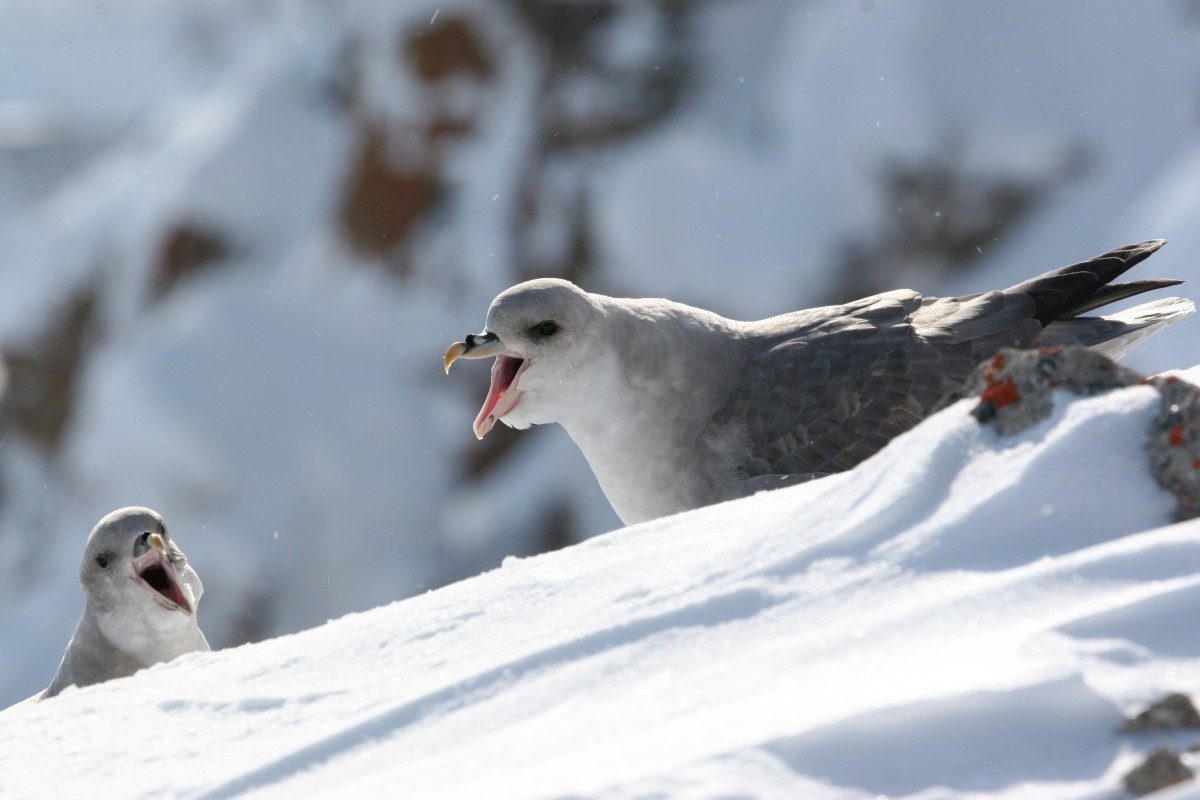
134;551;191;612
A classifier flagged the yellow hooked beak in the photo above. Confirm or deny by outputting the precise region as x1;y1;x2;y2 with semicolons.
443;332;506;374
146;533;167;555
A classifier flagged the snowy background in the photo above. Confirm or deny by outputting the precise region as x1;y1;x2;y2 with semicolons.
1;0;1199;710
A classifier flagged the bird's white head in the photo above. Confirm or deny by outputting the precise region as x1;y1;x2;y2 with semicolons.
444;278;616;438
79;507;204;644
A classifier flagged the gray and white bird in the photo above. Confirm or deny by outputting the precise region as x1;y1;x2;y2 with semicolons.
38;507;208;700
445;240;1194;524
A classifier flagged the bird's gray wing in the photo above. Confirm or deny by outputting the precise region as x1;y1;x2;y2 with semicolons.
707;289;1041;481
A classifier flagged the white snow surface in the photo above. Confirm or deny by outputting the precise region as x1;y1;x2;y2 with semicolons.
5;373;1200;799
3;0;1200;730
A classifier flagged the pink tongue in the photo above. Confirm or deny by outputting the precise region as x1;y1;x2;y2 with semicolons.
141;560;190;611
473;356;521;436
162;574;189;610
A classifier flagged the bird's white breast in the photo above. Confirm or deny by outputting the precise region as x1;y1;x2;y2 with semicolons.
96;581;202;666
563;402;714;525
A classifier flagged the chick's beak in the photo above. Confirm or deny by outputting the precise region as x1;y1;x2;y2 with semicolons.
146;533;167;555
443;331;506;374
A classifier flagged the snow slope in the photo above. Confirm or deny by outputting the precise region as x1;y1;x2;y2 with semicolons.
4;370;1200;799
3;0;1200;710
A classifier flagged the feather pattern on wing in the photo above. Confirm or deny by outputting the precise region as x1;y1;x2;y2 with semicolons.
707;286;1080;481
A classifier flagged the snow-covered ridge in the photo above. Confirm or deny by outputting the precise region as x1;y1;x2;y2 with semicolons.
4;367;1200;799
3;0;1200;710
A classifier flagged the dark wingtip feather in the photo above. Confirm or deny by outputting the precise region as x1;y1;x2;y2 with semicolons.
1106;238;1166;265
1007;239;1173;325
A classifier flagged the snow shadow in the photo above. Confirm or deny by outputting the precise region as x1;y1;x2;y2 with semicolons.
756;390;1175;583
194;585;782;799
1057;579;1200;659
763;677;1121;796
893;392;1175;573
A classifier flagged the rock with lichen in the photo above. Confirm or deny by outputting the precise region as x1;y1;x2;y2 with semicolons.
958;346;1140;435
1146;376;1200;521
957;345;1200;521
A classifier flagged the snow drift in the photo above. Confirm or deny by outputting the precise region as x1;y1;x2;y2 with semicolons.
3;0;1200;710
3;366;1200;799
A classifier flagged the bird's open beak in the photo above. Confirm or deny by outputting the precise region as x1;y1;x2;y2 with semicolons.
443;331;506;374
443;331;528;439
133;534;192;613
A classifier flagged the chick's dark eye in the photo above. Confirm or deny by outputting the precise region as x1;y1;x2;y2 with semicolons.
94;553;110;569
533;320;559;337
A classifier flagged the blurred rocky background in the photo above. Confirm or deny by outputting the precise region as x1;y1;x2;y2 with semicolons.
0;0;1198;704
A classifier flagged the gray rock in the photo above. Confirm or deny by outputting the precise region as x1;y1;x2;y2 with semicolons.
1122;748;1194;796
1123;693;1200;733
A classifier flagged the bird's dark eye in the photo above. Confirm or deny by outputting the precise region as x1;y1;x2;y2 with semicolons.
94;553;110;569
532;320;559;337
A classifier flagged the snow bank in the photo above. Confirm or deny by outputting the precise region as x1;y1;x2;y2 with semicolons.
3;0;1200;711
4;370;1199;799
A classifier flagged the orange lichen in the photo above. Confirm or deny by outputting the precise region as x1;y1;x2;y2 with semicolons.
1168;425;1185;447
980;377;1020;409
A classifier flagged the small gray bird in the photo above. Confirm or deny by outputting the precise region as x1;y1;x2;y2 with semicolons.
39;507;208;700
445;240;1193;524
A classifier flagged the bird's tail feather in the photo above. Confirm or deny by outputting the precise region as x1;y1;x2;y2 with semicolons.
1042;296;1195;360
